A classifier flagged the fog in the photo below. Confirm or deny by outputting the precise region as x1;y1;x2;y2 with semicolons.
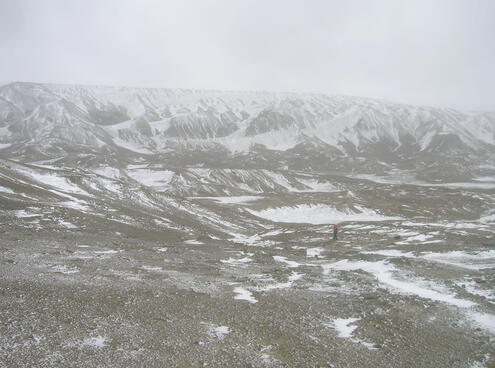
0;0;494;111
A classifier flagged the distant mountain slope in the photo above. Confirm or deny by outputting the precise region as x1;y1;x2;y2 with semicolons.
0;82;493;180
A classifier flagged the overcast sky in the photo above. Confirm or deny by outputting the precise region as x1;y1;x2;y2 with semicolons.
0;0;494;111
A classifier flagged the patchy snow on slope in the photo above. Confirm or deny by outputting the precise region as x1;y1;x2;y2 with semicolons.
258;272;304;291
229;233;276;247
362;249;416;258
28;171;90;196
126;168;175;188
422;250;495;271
295;178;339;192
218;126;301;153
220;256;253;265
193;196;263;204
351;172;495;189
273;256;303;268
480;211;495;224
0;185;15;194
456;279;495;303
325;317;377;349
184;239;203;245
322;259;476;308
51;265;79;274
141;265;163;272
395;233;441;244
363;249;495;271
328;317;360;338
468;312;495;335
57;219;77;229
81;336;107;348
93;166;121;179
233;287;257;303
247;204;401;224
112;137;153;154
429;182;495;189
204;323;230;340
307;247;324;258
94;249;121;255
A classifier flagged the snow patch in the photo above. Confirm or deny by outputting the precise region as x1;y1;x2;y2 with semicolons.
94;249;121;255
273;256;302;268
233;287;257;303
0;185;14;194
205;324;230;340
230;233;275;247
247;204;401;224
307;247;324;258
51;265;79;274
193;195;263;204
141;265;163;272
126;168;175;188
322;260;476;308
328;317;360;338
184;239;203;245
221;256;253;265
81;336;106;348
258;272;304;291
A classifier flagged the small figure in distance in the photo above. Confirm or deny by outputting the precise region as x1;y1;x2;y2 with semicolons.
333;223;338;241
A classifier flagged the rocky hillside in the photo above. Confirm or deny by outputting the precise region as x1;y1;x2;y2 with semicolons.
0;82;494;181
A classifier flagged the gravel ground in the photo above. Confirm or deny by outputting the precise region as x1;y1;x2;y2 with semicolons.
1;216;494;367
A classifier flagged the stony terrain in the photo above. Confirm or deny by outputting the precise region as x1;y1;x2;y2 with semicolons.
0;83;494;367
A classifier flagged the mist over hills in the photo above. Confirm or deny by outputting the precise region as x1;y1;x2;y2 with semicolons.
0;81;494;183
2;82;495;366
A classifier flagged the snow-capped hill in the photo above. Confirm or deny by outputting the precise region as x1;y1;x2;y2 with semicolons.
0;82;493;176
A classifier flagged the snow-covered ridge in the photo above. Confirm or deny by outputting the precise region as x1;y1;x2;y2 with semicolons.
0;81;494;160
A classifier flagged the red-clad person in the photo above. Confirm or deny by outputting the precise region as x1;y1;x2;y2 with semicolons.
333;224;338;240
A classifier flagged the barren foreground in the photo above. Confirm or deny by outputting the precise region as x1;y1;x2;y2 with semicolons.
1;181;494;367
